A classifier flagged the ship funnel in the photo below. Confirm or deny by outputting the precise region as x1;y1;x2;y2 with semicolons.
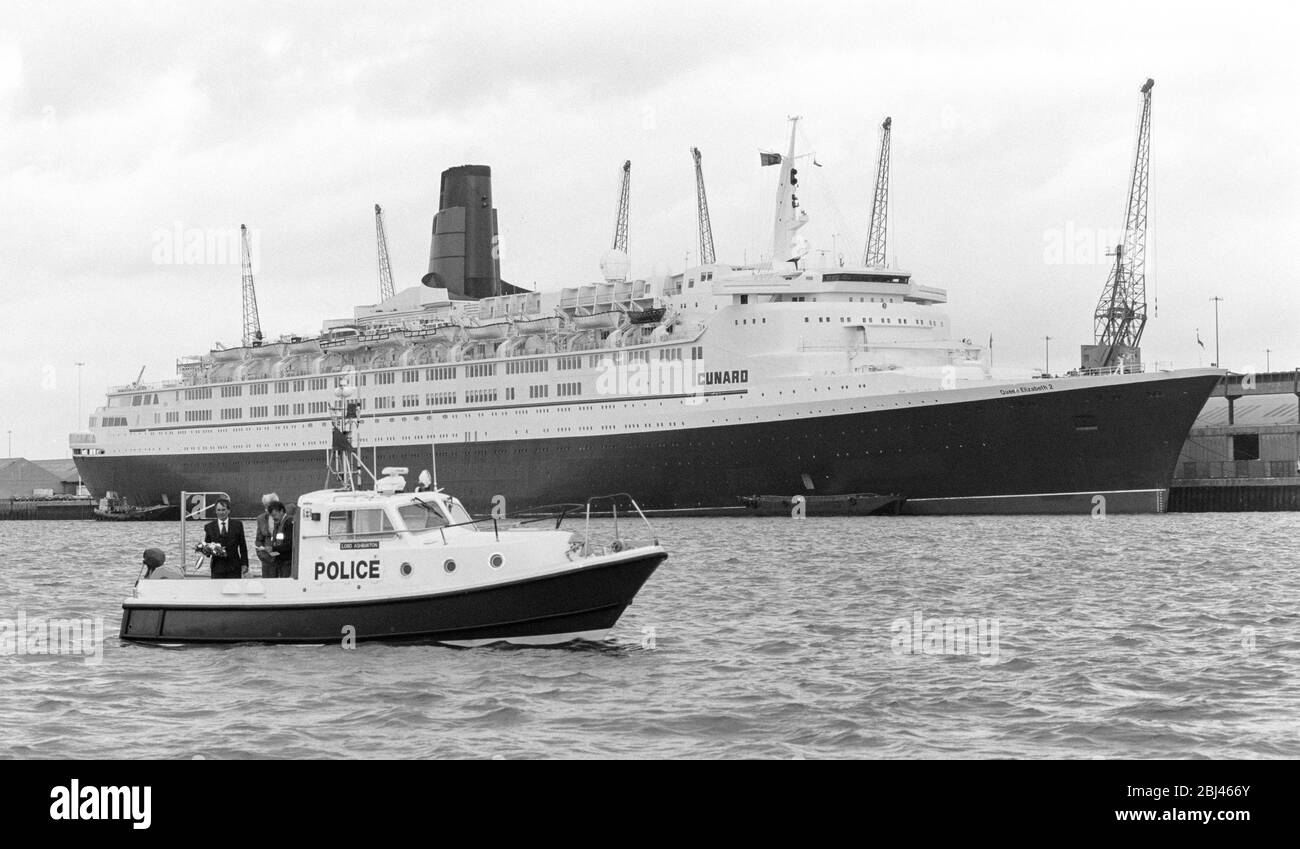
422;165;503;299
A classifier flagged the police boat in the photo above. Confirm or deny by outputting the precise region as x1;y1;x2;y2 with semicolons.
119;386;667;646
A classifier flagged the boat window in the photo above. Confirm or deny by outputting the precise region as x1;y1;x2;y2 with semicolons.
445;498;475;526
328;508;397;540
397;502;450;531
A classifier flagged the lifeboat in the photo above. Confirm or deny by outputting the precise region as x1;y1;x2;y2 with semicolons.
465;319;511;341
514;316;561;335
570;310;622;331
626;306;666;325
408;322;462;344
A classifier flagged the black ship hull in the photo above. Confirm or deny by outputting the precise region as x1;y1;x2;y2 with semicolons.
121;550;666;645
80;372;1220;517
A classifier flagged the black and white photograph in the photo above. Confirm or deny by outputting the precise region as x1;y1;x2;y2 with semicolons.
0;0;1295;790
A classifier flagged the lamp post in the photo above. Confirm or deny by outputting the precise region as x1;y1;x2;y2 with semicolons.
1210;296;1223;368
1044;336;1052;376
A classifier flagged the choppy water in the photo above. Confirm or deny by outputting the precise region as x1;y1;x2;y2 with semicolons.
1;513;1297;759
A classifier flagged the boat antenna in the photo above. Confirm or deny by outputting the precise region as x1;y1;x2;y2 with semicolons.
328;382;375;490
431;443;438;489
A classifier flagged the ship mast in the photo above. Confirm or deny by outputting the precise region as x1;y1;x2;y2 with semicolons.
1086;79;1153;370
863;117;892;268
240;224;263;348
770;116;809;265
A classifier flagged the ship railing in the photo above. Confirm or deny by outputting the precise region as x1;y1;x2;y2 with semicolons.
797;340;975;353
109;378;186;393
1058;361;1178;378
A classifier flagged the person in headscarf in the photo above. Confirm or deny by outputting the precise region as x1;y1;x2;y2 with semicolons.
255;492;281;577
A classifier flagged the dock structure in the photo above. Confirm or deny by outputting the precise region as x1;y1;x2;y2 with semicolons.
1210;369;1300;424
0;457;95;520
1170;370;1300;511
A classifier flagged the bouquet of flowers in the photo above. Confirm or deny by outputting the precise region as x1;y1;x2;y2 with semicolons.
194;542;227;559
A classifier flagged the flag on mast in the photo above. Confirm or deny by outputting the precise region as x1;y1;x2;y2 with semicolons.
759;152;782;166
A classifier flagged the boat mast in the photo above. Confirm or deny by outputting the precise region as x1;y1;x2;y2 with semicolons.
328;384;373;490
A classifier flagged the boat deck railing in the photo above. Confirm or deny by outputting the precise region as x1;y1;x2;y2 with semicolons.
510;494;659;557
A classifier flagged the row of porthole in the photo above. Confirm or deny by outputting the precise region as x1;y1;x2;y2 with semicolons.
399;553;505;577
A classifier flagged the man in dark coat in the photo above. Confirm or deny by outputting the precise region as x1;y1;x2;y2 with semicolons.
263;501;294;578
254;492;279;577
204;498;249;579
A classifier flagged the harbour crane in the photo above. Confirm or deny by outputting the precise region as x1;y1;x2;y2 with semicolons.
691;147;716;265
600;160;632;282
240;224;263;348
863;116;891;267
612;160;631;254
375;204;395;302
1083;79;1154;371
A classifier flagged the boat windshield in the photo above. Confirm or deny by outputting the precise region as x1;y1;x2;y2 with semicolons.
398;499;450;532
445;498;475;527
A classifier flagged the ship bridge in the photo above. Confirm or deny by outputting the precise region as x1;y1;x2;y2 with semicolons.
704;264;947;306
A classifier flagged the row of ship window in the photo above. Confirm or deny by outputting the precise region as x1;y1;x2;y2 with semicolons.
801;316;943;325
160;350;704;404
102;384;590;426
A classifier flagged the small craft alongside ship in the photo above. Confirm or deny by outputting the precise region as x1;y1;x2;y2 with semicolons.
94;495;175;522
739;493;904;517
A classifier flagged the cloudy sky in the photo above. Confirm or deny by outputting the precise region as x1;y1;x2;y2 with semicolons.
1;0;1296;459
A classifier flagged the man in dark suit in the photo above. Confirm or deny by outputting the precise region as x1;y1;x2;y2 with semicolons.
204;498;249;579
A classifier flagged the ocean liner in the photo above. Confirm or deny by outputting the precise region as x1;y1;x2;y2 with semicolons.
72;120;1221;516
